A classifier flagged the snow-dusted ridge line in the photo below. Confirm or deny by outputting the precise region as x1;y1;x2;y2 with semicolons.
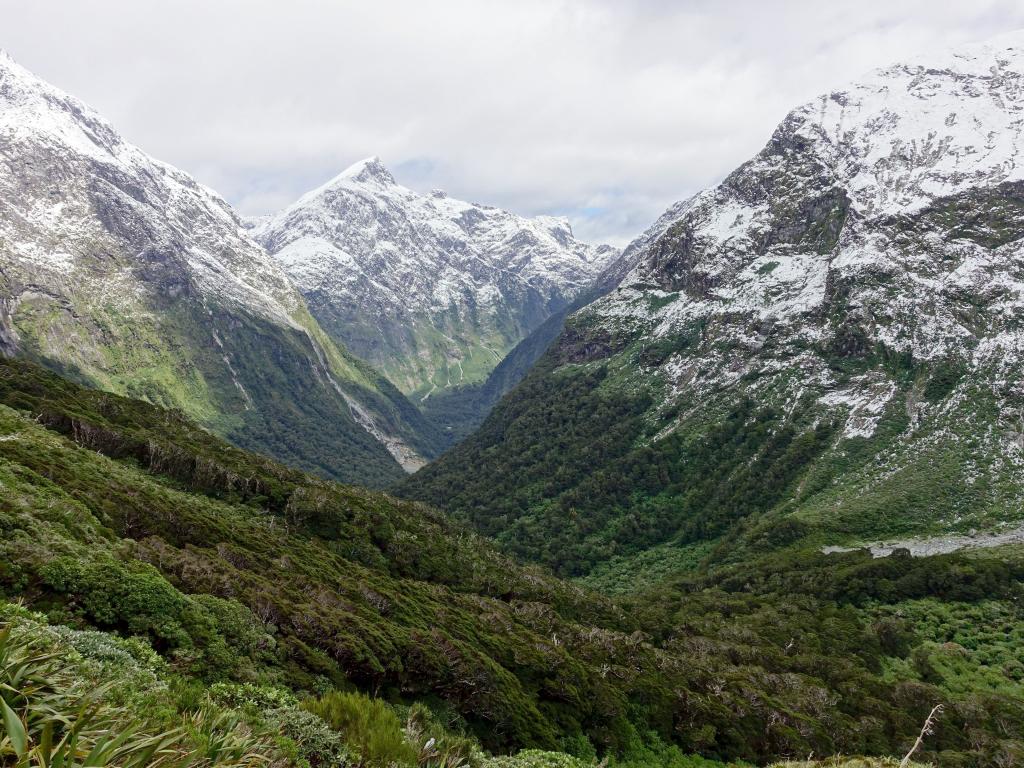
0;50;429;477
252;155;620;396
0;47;302;326
607;31;1024;308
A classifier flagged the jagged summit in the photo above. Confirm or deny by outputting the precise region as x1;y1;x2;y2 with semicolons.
252;157;619;398
277;156;399;217
344;155;396;182
0;48;39;78
0;50;22;78
307;155;398;197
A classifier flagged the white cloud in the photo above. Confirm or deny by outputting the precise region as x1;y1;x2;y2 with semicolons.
3;0;1023;245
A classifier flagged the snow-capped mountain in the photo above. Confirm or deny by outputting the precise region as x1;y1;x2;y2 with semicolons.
0;50;439;484
404;33;1024;571
599;32;1024;424
249;158;618;400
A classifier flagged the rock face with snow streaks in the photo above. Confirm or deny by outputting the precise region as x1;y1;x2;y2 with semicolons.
0;51;437;485
250;158;618;400
594;34;1024;437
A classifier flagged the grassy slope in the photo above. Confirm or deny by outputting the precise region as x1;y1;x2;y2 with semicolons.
420;284;608;447
13;285;442;489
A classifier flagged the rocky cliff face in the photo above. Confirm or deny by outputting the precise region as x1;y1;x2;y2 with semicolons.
402;34;1024;573
249;158;618;400
0;51;438;485
594;33;1024;443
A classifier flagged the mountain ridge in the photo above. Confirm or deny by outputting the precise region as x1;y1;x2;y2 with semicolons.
401;33;1024;577
0;50;439;484
249;156;619;407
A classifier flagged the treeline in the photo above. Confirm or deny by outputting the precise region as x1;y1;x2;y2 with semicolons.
400;350;834;576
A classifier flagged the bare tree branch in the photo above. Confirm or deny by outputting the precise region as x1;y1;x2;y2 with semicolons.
901;703;943;768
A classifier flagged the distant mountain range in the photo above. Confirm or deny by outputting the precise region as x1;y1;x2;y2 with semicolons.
248;158;617;437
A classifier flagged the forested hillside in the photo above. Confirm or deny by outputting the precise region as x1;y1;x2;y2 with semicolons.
0;357;1022;766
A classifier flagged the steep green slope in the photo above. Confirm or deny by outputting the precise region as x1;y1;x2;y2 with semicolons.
401;324;1023;579
421;296;587;445
419;233;647;445
12;296;442;488
0;357;1022;765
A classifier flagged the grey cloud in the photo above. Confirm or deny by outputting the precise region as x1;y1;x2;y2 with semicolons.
3;0;1023;245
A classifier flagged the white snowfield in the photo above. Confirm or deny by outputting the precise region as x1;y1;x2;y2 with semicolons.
810;37;1024;218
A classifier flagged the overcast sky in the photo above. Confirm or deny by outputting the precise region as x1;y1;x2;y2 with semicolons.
3;1;1024;246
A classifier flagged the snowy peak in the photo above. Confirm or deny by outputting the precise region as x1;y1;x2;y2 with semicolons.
0;49;127;164
269;156;401;227
0;50;298;323
254;158;619;397
775;32;1024;219
583;31;1024;463
342;155;397;184
260;156;618;287
0;53;437;483
612;32;1024;318
323;155;398;190
0;48;49;91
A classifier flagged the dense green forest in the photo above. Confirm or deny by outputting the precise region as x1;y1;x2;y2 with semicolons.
0;357;1022;766
419;297;588;446
399;337;834;577
399;310;1021;586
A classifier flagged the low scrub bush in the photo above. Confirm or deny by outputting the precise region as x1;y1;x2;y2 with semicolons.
303;690;417;766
